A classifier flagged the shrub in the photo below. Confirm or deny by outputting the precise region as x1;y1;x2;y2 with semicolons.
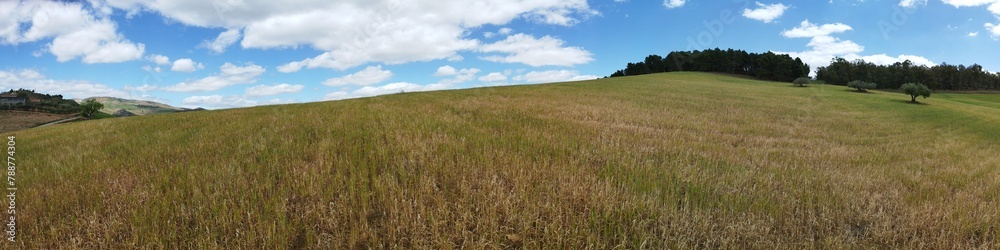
793;77;810;87
899;83;932;103
847;80;877;92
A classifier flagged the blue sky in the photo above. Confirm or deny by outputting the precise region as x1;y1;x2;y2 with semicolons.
1;0;998;109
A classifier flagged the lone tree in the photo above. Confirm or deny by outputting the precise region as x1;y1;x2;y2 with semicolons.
79;99;104;118
793;77;810;87
899;83;931;103
847;80;877;92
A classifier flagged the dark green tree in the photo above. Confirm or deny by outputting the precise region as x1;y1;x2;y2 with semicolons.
80;99;104;117
644;55;666;73
899;83;932;103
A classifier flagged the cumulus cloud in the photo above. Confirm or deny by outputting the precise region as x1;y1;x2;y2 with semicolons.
148;54;171;65
483;28;513;39
664;0;687;9
97;1;596;71
987;23;1000;40
782;20;853;38
0;68;129;99
479;33;593;67
163;63;265;92
479;72;508;83
433;65;480;84
512;70;599;83
245;83;304;97
742;2;789;23
199;28;242;54
171;58;205;72
0;1;144;63
321;65;393;86
776;20;934;74
182;95;259;109
323;81;452;100
848;54;935;66
940;0;1000;12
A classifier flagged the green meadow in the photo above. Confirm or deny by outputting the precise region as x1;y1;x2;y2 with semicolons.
5;72;998;248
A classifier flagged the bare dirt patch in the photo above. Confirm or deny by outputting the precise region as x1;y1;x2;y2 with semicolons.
0;110;76;133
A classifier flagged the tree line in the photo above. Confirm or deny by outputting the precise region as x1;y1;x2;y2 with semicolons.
0;89;82;114
608;48;811;82
816;58;1000;90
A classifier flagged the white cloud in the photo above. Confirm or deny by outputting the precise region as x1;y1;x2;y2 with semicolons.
171;58;205;72
142;65;163;73
969;32;980;37
848;54;935;66
182;95;258;109
483;27;514;38
776;20;935;75
987;23;1000;40
0;69;129;99
433;66;480;84
0;1;144;63
100;1;596;71
478;72;508;83
124;84;157;92
245;83;304;97
163;63;266;92
321;65;393;86
479;33;593;67
899;0;928;7
434;65;459;77
148;54;171;65
512;70;599;83
199;29;242;54
664;0;687;9
742;2;789;23
323;81;452;100
782;20;853;38
940;0;1000;12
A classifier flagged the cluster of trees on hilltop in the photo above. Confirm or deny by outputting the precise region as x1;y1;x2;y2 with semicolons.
816;58;1000;90
0;89;81;114
608;48;811;82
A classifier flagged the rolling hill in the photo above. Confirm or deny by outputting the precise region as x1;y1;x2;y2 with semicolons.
5;72;999;248
75;96;199;116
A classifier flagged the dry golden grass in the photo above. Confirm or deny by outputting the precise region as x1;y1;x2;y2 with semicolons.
3;72;998;248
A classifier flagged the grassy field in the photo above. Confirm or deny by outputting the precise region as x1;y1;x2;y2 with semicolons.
4;72;998;248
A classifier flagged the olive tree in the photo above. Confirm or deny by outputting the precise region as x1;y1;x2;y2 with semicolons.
899;83;931;103
79;99;104;118
847;80;877;92
792;77;810;87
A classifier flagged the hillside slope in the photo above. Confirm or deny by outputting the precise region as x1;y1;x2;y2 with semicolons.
6;72;999;248
76;96;191;116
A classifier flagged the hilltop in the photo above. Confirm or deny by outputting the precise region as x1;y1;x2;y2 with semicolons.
75;96;200;116
4;72;998;248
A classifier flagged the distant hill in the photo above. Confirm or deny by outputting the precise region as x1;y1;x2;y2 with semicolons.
75;97;200;116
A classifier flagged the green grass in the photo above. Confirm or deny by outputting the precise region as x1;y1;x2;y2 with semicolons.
89;111;116;120
4;72;998;248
